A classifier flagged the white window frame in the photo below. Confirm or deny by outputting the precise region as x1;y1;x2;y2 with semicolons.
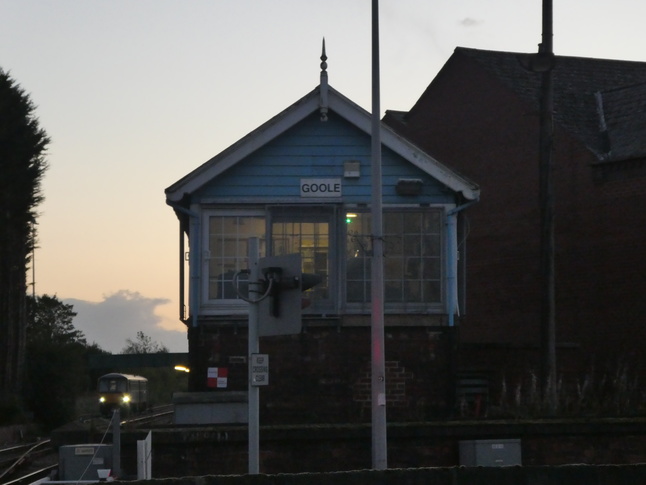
199;204;449;317
342;204;447;314
201;209;266;314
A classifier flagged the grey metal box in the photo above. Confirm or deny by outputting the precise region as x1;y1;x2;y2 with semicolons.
58;444;113;481
459;439;521;466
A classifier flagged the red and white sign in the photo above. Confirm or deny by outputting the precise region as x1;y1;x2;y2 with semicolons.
207;367;228;388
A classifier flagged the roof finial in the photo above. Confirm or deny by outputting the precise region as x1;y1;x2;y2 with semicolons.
320;38;328;72
319;37;328;121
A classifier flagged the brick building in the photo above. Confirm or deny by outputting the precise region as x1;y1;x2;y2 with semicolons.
165;56;479;422
384;47;646;403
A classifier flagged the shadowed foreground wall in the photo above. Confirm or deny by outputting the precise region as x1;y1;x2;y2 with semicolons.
85;419;646;477
133;464;646;485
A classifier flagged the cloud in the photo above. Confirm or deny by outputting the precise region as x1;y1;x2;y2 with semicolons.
65;290;187;354
460;17;483;27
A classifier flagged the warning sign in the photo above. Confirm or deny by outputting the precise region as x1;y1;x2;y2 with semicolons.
251;354;269;387
207;367;228;388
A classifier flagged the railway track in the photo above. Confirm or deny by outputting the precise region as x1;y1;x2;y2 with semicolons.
123;404;174;426
0;404;174;484
1;463;57;485
0;440;57;485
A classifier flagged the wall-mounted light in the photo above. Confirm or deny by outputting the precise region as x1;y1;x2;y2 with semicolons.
396;178;423;196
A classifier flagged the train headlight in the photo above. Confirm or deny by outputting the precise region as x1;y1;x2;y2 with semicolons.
122;395;131;403
99;397;106;403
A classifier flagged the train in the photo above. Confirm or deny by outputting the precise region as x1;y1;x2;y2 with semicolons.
97;373;148;417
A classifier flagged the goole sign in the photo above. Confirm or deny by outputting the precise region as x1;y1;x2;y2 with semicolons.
300;178;342;198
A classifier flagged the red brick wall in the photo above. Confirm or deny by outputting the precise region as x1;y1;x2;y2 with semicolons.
188;322;456;422
385;52;646;388
352;360;415;411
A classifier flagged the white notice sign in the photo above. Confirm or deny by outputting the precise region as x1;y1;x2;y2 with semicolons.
251;354;269;386
300;178;342;198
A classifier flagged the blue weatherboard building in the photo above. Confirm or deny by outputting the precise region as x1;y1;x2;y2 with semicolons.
166;50;479;421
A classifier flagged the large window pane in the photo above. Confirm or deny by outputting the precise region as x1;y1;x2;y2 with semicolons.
346;212;371;303
404;280;423;302
208;215;265;300
345;209;443;305
271;208;330;302
403;212;422;232
384;212;404;233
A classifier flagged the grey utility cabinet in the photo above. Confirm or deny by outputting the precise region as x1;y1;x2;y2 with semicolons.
459;439;521;466
58;443;113;480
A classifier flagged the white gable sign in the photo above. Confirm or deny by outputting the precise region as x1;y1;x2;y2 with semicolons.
300;178;342;198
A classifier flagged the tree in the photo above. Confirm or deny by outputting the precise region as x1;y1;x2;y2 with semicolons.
27;294;85;346
23;295;101;431
0;68;49;403
122;331;169;354
120;332;184;407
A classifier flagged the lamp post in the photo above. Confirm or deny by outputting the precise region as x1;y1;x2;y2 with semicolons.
370;0;387;470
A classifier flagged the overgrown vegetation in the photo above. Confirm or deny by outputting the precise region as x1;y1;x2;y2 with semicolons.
22;295;107;431
480;364;646;419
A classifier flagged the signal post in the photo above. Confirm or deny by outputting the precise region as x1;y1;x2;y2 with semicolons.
245;238;321;474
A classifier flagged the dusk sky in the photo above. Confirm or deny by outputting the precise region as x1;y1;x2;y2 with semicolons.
1;1;644;353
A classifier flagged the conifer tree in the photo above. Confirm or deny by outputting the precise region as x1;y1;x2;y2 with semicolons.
0;69;49;404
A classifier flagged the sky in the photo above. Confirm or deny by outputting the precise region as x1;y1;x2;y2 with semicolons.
1;0;644;354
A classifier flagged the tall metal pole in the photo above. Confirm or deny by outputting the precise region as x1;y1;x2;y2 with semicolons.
247;237;260;474
112;408;121;478
31;223;36;298
538;0;557;411
370;0;387;470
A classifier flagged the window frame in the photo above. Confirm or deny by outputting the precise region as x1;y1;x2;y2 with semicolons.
201;209;267;314
342;205;446;314
199;204;447;316
267;205;338;315
201;206;338;315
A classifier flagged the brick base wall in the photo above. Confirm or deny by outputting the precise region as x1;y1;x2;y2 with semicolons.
106;418;646;477
187;322;456;423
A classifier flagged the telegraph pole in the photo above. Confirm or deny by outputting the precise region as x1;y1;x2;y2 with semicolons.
31;223;36;298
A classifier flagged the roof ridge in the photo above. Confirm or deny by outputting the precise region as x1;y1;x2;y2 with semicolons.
455;46;646;66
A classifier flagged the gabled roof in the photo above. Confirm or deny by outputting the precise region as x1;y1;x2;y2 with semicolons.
405;47;646;162
165;83;479;203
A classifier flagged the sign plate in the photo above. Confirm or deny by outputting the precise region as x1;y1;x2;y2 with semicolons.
75;447;96;456
251;354;269;386
300;178;342;198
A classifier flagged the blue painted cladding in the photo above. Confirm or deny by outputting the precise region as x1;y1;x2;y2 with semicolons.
194;111;454;204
